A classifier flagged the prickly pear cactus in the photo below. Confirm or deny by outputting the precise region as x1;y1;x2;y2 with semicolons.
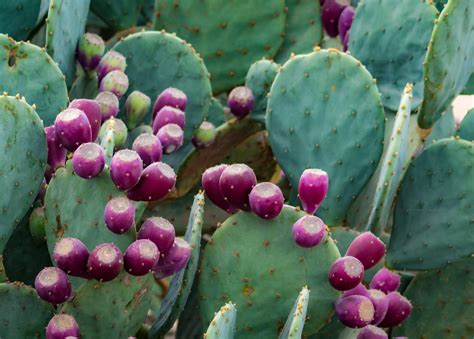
90;0;145;30
459;108;474;141
0;1;43;41
204;302;237;339
279;286;310;339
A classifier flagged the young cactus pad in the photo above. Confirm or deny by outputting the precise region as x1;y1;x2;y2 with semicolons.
279;286;310;339
199;206;340;338
205;302;237;339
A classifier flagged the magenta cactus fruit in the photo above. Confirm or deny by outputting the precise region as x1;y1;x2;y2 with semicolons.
110;150;143;191
156;123;184;154
369;268;401;294
342;283;371;299
219;163;257;211
338;6;355;44
34;267;72;304
202;164;238;214
152;106;186;132
249;182;284;220
153;238;192;279
45;125;67;175
125;90;151;129
97;50;127;81
104;197;136;234
95;91;120;121
53;237;89;277
328;256;365;291
76;32;105;71
298;168;329;214
54;108;92;152
137;217;176;254
127;162;176;201
346;232;386;270
367;289;389;325
334;295;375;328
343;30;350;52
227;86;254;118
321;0;350;37
357;325;388;339
72;142;105;179
192;121;217;149
377;292;412;328
87;243;123;282
99;70;129;98
152;87;187;119
132;133;163;166
46;314;80;339
292;215;327;247
69;99;102;141
124;239;160;276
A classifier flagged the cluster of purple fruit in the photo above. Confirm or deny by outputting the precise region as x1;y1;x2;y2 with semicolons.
320;0;355;51
327;231;412;336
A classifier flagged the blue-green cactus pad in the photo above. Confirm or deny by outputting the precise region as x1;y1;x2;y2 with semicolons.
387;138;474;270
0;95;47;252
69;73;99;100
418;0;474;128
0;34;68;126
458;108;474;141
206;97;226;126
267;49;385;226
0;1;42;41
425;107;456;145
153;0;286;93
91;0;145;30
45;0;91;86
279;286;310;339
112;31;212;145
349;0;437;111
199;206;341;338
205;303;237;339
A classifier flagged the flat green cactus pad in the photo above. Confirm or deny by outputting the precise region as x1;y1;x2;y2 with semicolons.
206;97;226;126
69;73;99;100
458;108;474;141
199;206;341;338
0;34;68;126
112;31;212;145
45;0;91;86
393;257;474;338
153;0;286;93
0;95;47;253
387;138;474;270
349;0;437;111
90;0;145;31
204;302;237;339
267;49;385;226
0;1;42;41
279;286;310;339
0;282;54;338
425;107;456;145
418;0;474;128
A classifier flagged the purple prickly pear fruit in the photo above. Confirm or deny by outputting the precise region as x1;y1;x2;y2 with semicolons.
99;117;128;149
357;325;388;339
298;168;329;214
249;182;284;220
104;197;135;234
292;215;327;247
110;150;143;191
54;108;92;152
377;292;412;327
97;50;127;81
76;32;105;72
328;256;365;291
45;126;67;179
29;206;46;244
127;162;176;201
227;86;254;118
219;163;257;211
342;283;371;298
124;239;160;276
338;6;355;44
322;0;350;37
369;268;401;294
87;243;123;282
132;133;163;167
72;142;105;179
346;232;386;270
367;289;389;325
335;295;375;328
192;121;217;149
153;238;191;279
137;217;175;254
53;237;89;277
46;314;80;339
69;99;102;141
34;267;72;304
95;91;120;122
125;90;151;130
152;87;187;120
343;30;350;52
320;0;325;5
156;123;184;154
99;70;129;98
152;106;186;133
202;165;238;214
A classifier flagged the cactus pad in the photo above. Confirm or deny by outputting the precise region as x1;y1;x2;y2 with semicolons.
349;0;437;111
0;95;47;252
459;108;474;141
90;0;145;30
425;107;456;145
199;206;340;338
267;49;385;226
279;286;310;339
69;73;99;100
387;138;474;270
206;97;226;126
205;302;237;339
153;0;286;93
0;1;42;41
